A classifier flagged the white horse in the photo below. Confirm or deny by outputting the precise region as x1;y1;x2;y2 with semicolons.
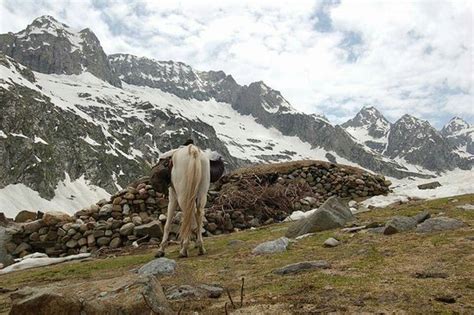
155;144;210;258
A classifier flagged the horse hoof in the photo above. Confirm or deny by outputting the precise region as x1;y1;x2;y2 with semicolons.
155;250;165;258
178;251;188;258
198;248;207;256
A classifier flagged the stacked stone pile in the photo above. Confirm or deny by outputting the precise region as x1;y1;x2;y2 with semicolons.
4;161;391;258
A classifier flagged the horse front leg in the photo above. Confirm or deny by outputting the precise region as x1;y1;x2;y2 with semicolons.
155;187;178;258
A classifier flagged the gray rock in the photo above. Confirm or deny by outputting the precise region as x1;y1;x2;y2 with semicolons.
273;260;330;275
323;237;340;247
96;237;111;246
65;239;78;248
165;284;223;300
120;222;135;236
457;204;474;211
138;258;177;277
286;196;354;238
383;211;430;235
252;237;289;255
134;221;163;239
417;181;442;190
109;237;122;249
99;204;113;216
383;216;417;235
0;226;14;266
416;217;465;233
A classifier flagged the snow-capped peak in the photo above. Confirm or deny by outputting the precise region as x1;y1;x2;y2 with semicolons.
442;117;471;136
16;15;84;52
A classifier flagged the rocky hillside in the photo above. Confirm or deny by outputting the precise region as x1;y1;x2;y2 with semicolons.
0;15;471;213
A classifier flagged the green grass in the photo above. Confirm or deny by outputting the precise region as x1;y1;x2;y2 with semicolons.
1;194;473;314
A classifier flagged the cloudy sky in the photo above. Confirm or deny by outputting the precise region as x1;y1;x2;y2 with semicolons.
1;0;472;127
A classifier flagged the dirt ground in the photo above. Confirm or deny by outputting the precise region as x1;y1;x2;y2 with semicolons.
1;194;473;314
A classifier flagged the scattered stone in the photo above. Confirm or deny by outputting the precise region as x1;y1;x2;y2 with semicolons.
165;284;223;300
457;204;474;211
14;211;37;223
383;217;417;235
384;211;431;235
138;258;177;277
416;217;465;233
227;239;245;247
323;238;340;247
434;295;456;304
286;196;354;238
414;271;448;279
252;237;290;255
273;260;330;275
417;181;442;190
341;226;366;233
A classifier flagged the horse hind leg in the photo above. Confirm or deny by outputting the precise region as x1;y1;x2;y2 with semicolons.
195;196;207;255
156;187;178;258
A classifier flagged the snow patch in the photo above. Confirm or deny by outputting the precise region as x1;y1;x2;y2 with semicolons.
0;173;110;218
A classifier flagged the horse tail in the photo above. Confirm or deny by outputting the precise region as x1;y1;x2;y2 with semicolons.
179;145;202;241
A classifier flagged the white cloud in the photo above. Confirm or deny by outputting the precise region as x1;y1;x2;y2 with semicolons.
0;0;472;127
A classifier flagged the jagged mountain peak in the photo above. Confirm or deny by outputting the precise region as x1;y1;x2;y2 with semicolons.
395;114;431;129
341;106;390;147
442;117;471;136
342;105;389;128
0;16;121;87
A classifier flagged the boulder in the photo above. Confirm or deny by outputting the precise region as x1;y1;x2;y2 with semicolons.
273;260;330;275
286;196;354;238
134;221;163;239
416;217;465;233
417;181;442;190
42;211;73;226
9;274;171;315
252;237;289;255
14;210;37;223
138;258;177;277
384;211;430;235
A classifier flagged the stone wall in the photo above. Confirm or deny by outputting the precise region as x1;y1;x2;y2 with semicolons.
4;161;391;258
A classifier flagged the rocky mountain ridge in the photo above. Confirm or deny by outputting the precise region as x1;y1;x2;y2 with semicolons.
342;107;472;172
